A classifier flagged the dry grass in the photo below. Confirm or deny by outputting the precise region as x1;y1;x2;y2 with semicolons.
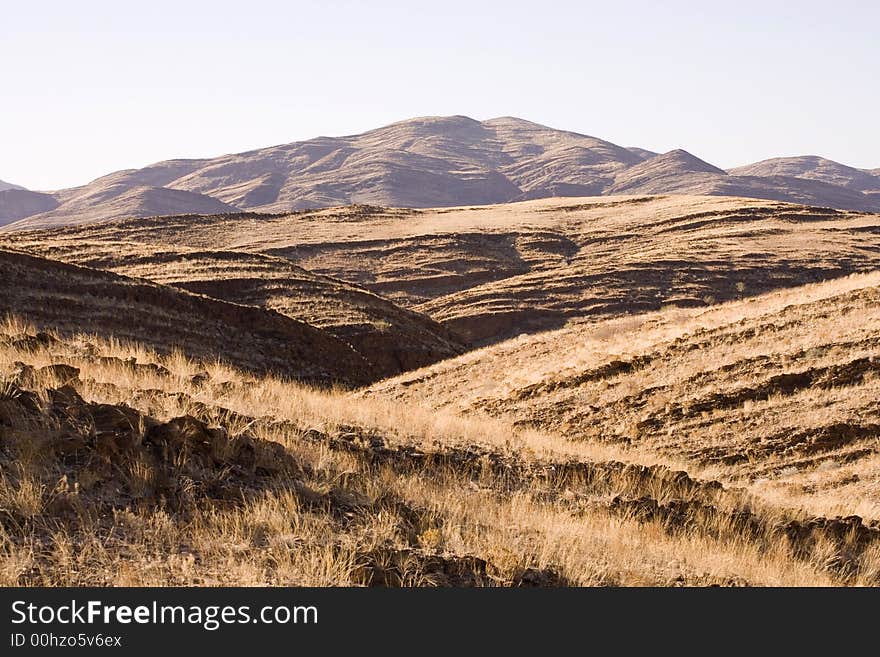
6;195;880;347
1;315;877;587
3;196;880;587
373;272;880;528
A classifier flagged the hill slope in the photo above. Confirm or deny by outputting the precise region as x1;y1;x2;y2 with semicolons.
0;189;60;226
3;273;879;586
367;272;880;524
0;179;24;192
729;156;880;193
9;196;878;346
9;185;237;230
0;248;373;385
610;153;880;211
4;197;880;586
0;214;465;377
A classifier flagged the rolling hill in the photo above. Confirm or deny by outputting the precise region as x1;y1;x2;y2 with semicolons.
367;270;880;521
0;189;60;226
8;195;880;346
0;215;465;378
0;247;374;385
10;185;238;230
729;156;880;193
3;117;879;230
4;231;880;586
3;193;880;586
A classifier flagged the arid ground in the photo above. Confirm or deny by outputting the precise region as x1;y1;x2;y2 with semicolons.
2;195;880;586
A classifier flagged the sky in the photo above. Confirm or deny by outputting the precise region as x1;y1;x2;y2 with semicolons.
2;0;878;190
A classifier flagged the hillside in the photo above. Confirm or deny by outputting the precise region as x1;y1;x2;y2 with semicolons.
0;180;24;192
729;156;880;193
0;217;464;378
8;196;880;346
0;189;59;226
0;248;373;385
3;274;880;586
367;272;880;529
609;152;880;211
3;193;880;586
608;149;727;193
3;117;880;230
11;185;238;230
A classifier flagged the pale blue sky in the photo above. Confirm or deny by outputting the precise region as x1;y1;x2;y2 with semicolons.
2;0;878;190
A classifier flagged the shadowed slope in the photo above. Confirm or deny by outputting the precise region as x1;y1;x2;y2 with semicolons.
0;231;464;377
0;180;25;192
0;189;59;226
0;248;372;385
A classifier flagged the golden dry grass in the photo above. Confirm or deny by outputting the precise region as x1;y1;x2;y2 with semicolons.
1;314;877;587
372;271;880;525
6;195;880;346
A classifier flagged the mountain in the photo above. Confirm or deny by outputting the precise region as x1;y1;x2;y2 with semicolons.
729;156;880;193
0;179;25;192
0;189;60;226
4;117;880;230
702;174;880;211
119;115;641;211
607;149;726;193
625;146;659;160
607;151;880;211
10;184;237;230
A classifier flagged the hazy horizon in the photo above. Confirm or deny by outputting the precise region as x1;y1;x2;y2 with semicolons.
3;0;878;190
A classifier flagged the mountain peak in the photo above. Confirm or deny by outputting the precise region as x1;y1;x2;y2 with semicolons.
484;116;548;128
382;114;483;131
729;156;880;192
655;149;727;175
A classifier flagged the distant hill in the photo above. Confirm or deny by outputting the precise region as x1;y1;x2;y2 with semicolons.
0;179;24;192
625;146;660;160
3;117;879;229
0;189;60;226
10;185;237;230
729;156;880;193
607;149;727;193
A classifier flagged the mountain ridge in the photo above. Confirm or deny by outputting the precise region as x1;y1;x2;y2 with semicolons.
0;179;25;192
4;116;879;229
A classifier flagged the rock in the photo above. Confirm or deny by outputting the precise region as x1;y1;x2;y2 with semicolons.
5;332;58;352
38;364;80;387
189;372;210;387
10;362;79;388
